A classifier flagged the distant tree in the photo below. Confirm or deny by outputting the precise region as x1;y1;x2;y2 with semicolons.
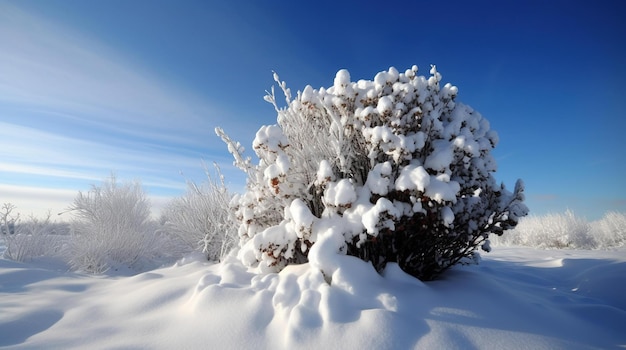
218;65;528;280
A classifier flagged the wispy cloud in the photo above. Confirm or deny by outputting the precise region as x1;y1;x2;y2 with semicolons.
0;183;175;220
0;4;219;142
0;184;77;218
0;120;212;192
0;3;236;216
531;194;558;202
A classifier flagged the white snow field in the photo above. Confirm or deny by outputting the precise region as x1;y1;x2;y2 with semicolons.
1;247;625;349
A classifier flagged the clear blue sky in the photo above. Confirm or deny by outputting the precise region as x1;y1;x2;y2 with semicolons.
1;0;624;220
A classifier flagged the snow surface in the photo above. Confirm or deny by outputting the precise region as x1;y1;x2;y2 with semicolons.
1;247;625;349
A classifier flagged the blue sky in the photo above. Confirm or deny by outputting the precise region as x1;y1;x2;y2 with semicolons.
1;0;624;221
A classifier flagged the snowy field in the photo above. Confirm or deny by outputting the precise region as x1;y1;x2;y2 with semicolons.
1;245;625;349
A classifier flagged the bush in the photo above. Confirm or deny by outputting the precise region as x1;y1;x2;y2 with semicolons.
490;210;591;248
1;203;68;262
491;210;626;249
160;164;238;261
65;175;161;273
218;65;527;280
592;211;626;248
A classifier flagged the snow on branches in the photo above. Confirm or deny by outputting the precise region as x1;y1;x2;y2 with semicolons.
217;65;528;280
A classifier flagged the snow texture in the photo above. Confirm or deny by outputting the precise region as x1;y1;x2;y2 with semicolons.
1;246;625;349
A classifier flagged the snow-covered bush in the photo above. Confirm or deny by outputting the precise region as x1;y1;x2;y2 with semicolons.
65;175;161;273
1;204;68;262
218;65;528;280
592;211;626;248
161;164;238;261
490;210;591;248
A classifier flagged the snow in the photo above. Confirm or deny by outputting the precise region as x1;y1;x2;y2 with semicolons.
288;199;316;240
395;163;429;192
315;160;335;185
1;246;625;349
424;139;454;172
253;124;288;156
441;206;455;227
425;174;461;204
364;162;389;193
323;178;357;208
377;95;394;114
301;85;315;103
334;69;351;88
362;198;399;235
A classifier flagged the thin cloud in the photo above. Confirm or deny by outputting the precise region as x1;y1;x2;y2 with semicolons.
0;183;174;219
0;184;77;218
0;163;101;183
0;121;207;182
0;3;235;216
531;194;559;202
0;3;221;145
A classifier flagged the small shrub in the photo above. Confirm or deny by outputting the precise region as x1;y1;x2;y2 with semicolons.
161;164;238;261
508;210;593;249
492;210;626;249
1;205;65;262
592;211;626;248
65;175;159;273
218;65;527;280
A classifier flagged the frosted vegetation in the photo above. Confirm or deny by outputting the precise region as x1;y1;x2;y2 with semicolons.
1;203;68;263
2;205;624;270
161;164;238;261
217;65;527;280
65;175;162;273
1;170;237;274
491;210;626;249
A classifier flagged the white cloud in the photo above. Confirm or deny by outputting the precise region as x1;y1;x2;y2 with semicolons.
0;120;210;201
0;184;174;221
0;184;77;219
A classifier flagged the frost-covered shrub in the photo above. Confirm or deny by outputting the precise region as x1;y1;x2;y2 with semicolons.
491;210;591;248
592;211;626;248
1;206;68;262
218;65;528;280
65;175;160;273
161;164;238;261
491;210;626;249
